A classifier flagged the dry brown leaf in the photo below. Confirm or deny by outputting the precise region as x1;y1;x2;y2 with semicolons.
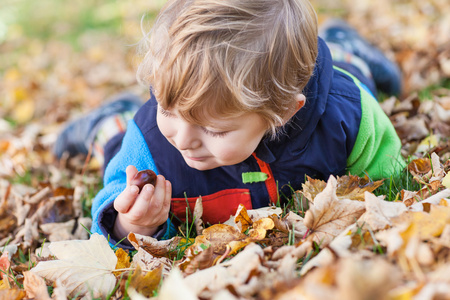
304;176;366;247
129;265;163;298
154;268;198;300
301;175;383;202
30;233;117;299
23;271;52;300
131;248;172;275
336;257;402;300
179;245;214;275
183;243;265;298
193;224;247;256
359;192;407;230
408;157;432;176
234;204;253;233
128;232;181;258
246;206;283;220
193;196;204;236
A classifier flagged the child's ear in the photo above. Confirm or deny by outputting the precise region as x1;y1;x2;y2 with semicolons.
280;93;305;125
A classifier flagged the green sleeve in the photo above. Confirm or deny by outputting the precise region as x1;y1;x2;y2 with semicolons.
334;67;406;180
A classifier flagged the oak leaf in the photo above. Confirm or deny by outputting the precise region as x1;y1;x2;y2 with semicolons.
304;176;366;247
30;233;117;299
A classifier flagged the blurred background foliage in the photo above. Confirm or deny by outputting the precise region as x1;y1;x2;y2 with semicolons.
0;0;449;128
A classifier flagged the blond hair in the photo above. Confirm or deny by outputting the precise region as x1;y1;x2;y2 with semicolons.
137;0;318;136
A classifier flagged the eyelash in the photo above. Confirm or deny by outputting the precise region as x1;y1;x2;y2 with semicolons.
159;106;228;137
159;107;173;118
201;127;229;138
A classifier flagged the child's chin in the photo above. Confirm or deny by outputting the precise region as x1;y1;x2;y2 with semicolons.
184;158;216;171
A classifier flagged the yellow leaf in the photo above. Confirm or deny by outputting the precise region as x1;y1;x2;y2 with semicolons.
0;280;9;290
252;218;274;231
129;265;163;298
234;204;253;233
442;173;450;189
393;205;450;240
12;98;34;124
418;134;438;149
114;248;131;275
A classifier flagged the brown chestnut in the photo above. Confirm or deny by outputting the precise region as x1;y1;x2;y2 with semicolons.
130;169;157;192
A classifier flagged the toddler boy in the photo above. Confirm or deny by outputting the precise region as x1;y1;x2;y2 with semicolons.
54;0;404;248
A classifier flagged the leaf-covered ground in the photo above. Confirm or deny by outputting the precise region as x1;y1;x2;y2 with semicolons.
1;0;450;299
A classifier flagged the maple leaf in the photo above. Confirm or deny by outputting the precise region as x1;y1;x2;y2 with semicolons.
304;175;366;247
301;174;384;202
359;191;407;230
30;233;117;299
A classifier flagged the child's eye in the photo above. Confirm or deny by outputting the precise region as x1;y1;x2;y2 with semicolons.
159;106;173;118
201;127;229;138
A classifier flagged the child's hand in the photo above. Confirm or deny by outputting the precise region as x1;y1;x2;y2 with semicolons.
113;165;172;241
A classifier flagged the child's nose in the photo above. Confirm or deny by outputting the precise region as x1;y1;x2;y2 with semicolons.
174;123;201;150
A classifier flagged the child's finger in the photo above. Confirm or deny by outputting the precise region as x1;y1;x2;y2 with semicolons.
129;184;154;219
161;180;172;215
147;175;167;213
126;165;138;186
114;185;139;213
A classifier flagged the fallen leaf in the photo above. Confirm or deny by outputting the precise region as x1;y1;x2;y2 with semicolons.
304;176;366;247
359;192;407;230
23;271;52;300
393;204;450;240
128;232;181;258
301;175;383;202
114;248;131;275
234;204;253;233
131;248;172;275
129;265;163;298
154;268;198;300
31;233;117;299
0;251;11;286
179;245;214;275
193;196;204;236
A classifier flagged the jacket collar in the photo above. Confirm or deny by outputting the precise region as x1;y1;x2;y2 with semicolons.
256;38;334;163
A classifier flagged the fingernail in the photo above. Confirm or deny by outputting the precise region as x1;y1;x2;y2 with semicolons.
130;186;139;194
144;185;153;192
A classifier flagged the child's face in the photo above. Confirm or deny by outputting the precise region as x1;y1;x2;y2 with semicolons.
156;104;268;170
